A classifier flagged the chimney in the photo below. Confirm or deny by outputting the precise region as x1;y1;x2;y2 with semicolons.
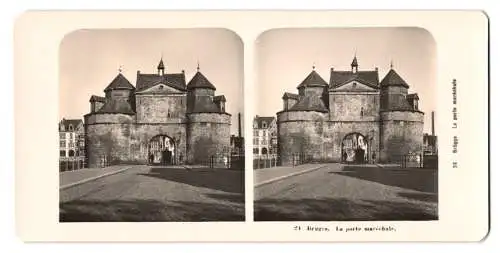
238;113;242;138
431;111;435;136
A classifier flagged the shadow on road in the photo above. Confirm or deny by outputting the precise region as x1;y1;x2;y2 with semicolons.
138;167;245;194
60;198;245;222
331;166;438;193
254;197;437;221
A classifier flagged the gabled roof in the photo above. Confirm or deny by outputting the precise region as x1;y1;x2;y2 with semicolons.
187;71;216;90
188;96;223;114
213;95;226;102
297;70;328;88
282;92;300;100
254;116;275;129
289;96;328;113
103;73;135;92
136;73;187;92
89;95;106;103
380;69;409;88
329;70;379;89
95;99;135;115
60;119;83;131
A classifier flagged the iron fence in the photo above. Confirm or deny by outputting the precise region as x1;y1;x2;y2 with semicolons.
59;156;87;172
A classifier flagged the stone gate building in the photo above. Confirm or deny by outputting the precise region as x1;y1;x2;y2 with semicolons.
84;59;231;168
277;56;424;165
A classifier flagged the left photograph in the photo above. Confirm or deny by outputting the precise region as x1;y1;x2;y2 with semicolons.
58;29;245;222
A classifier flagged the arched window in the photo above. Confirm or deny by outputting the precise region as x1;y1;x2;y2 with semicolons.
261;148;268;155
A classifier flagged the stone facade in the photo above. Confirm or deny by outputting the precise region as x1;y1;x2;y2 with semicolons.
84;59;231;168
277;57;424;165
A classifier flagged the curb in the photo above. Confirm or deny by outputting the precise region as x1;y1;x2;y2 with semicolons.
254;164;327;188
60;167;131;190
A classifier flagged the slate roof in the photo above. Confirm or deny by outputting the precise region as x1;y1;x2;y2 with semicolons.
60;119;83;131
282;92;300;100
95;99;135;115
380;69;409;88
157;58;165;70
289;96;328;113
254;116;275;129
187;71;216;90
329;70;379;89
406;93;419;100
297;70;328;88
213;95;226;102
351;56;358;67
89;95;106;103
136;73;187;92
188;96;223;114
103;73;135;92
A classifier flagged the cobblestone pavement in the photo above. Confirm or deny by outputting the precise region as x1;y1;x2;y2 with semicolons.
254;163;438;221
60;166;244;222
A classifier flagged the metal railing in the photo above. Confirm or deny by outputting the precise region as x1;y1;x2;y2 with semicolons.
59;156;87;172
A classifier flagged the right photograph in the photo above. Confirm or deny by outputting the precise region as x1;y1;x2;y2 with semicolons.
253;27;438;221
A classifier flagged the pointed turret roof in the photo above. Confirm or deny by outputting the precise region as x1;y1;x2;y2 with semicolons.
297;70;328;88
157;58;165;70
103;73;135;92
380;69;409;88
187;71;216;90
351;56;358;67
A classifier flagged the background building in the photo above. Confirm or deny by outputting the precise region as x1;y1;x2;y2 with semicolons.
253;116;277;157
84;59;231;168
59;118;85;171
277;56;424;165
59;118;85;158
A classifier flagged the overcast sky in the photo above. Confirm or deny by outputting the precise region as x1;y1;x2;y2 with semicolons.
59;28;244;135
255;27;437;134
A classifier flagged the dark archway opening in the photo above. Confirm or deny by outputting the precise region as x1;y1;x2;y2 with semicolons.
148;135;176;166
341;133;368;164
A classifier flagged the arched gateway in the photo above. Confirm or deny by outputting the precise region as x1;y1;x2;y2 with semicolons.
148;135;176;165
341;133;368;164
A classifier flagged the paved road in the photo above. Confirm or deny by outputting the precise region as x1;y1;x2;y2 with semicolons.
60;166;245;222
254;163;438;221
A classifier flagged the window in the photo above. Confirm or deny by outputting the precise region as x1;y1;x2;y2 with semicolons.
60;150;66;157
68;124;73;131
60;140;66;148
59;133;65;139
68;150;75;157
253;148;259;154
69;142;74;148
253;130;258;136
262;122;267;128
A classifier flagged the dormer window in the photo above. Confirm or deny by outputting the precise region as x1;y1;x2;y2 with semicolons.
262;122;267;128
353;82;357;88
68;124;73;131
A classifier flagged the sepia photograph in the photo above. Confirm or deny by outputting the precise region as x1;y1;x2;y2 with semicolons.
58;28;245;222
253;27;439;221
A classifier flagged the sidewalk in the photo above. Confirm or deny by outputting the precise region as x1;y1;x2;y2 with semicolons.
60;165;136;189
254;163;329;187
